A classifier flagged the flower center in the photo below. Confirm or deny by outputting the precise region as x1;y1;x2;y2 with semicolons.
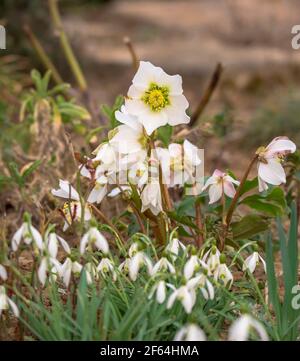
142;83;170;112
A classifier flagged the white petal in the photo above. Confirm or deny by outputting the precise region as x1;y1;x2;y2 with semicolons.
7;298;19;318
38;258;47;286
0;265;8;281
208;184;222;204
258;159;286;185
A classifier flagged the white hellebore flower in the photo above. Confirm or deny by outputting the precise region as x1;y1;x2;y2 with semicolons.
256;137;296;192
202;169;240;204
80;227;109;255
129;251;153;281
125;61;190;135
51;180;92;231
92;142;118;172
184;255;207;280
12;221;43;251
111;105;147;154
0;286;19;318
174;324;207;341
243;252;266;274
167;284;196;314
149;280;167;304
0;264;8;281
45;232;71;259
141;181;163;216
158;140;201;187
228;314;269;341
214;263;233;288
97;258;117;281
87;175;108;204
165;238;186;261
60;258;83;287
152;257;175;275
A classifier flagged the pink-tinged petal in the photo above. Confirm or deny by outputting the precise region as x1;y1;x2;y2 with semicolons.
212;169;225;177
202;175;218;191
258;176;269;192
224;181;236;198
224;175;240;186
208;184;222;204
258;159;286;185
266;138;296;157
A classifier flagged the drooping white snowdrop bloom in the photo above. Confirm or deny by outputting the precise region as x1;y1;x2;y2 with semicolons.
141;181;163;216
38;257;48;286
0;264;7;281
174;324;207;341
187;274;215;300
125;61;190;135
214;263;233;288
152;257;175;275
11;221;43;252
87;175;108;204
0;286;19;318
51;179;80;201
84;262;99;285
45;232;70;259
202;246;221;274
80;227;109;255
148;280;167;304
167;284;196;314
59;258;83;287
157;140;201;187
118;258;131;274
256;137;296;192
202;170;240;204
97;258;117;281
228;314;269;341
128;251;153;281
128;242;140;258
165;238;186;261
243;252;266;274
184;255;207;280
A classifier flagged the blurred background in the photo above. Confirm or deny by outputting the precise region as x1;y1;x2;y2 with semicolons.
1;0;300;173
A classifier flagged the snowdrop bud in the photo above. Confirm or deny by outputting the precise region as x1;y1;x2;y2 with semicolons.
174;324;207;341
228;314;269;341
0;265;8;281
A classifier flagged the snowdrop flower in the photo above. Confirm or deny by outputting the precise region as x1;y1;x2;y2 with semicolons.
256;137;296;192
228;314;269;341
97;258;117;281
167;284;196;314
129;251;153;281
128;242;140;258
187;274;215;300
165;238;186;261
52;180;91;231
59;258;83;287
148;280;167;304
243;252;266;274
125;61;190;135
118;258;131;274
141;181;163;216
45;232;70;259
84;262;99;284
0;264;7;281
111;106;147;154
214;262;233;288
87;175;108;204
0;286;19;318
80;227;109;255
184;255;207;280
202;246;220;274
158;140;201;187
174;324;206;341
12;221;43;251
202;170;240;204
152;257;175;275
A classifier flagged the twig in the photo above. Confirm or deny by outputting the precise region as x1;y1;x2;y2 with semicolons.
195;200;203;247
123;36;139;71
23;25;63;85
189;62;223;127
48;0;88;92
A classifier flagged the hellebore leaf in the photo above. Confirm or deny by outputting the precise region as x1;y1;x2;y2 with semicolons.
231;215;269;240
